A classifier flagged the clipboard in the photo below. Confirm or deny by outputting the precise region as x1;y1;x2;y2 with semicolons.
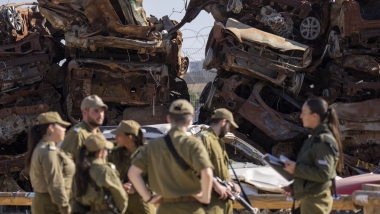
262;154;294;181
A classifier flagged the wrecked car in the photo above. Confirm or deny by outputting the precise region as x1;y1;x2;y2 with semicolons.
170;0;380;178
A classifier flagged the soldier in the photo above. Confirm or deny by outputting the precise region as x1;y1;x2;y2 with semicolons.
71;133;128;214
282;97;343;214
128;99;214;214
60;94;107;160
26;111;74;214
108;120;155;214
200;108;241;214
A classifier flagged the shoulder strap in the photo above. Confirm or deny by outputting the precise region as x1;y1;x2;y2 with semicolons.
164;134;190;171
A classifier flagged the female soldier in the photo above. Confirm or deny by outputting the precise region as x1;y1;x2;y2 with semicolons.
109;120;155;214
72;133;128;214
283;97;343;214
26;111;74;214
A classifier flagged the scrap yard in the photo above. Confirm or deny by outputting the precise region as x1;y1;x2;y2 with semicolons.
1;0;380;212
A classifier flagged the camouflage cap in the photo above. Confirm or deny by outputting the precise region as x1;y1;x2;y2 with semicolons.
169;99;194;115
84;133;114;152
111;120;141;136
211;108;239;129
37;111;71;127
81;95;108;110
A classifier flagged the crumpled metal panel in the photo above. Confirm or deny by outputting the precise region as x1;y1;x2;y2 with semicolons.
238;82;305;141
332;99;380;123
226;18;309;52
118;0;148;26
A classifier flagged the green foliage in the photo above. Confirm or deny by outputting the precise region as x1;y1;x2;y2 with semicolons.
189;91;201;107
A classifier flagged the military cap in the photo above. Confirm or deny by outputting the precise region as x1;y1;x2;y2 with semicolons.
81;95;108;110
111;120;141;136
212;108;239;128
169;99;194;115
37;111;71;127
84;133;114;152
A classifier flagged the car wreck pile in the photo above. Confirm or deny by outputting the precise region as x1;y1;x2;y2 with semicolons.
173;0;380;178
0;0;189;193
1;0;380;197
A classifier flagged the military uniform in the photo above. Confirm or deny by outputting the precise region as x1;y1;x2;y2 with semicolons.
60;121;101;160
200;108;239;214
109;146;155;214
60;94;107;160
133;127;214;214
200;128;233;214
29;112;74;214
72;133;128;214
292;123;339;214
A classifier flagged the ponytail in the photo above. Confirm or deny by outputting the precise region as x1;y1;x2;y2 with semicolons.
326;108;344;173
74;146;96;197
305;98;344;173
25;124;51;173
127;129;145;148
135;129;144;147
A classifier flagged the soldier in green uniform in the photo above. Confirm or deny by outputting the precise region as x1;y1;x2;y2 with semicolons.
108;120;155;214
60;94;108;160
200;108;241;214
71;133;128;214
283;97;343;214
26;111;74;214
128;99;214;214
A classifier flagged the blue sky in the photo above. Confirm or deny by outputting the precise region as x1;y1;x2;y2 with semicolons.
6;0;214;52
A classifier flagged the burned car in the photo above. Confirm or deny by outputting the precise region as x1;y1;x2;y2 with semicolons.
171;0;380;178
0;0;191;203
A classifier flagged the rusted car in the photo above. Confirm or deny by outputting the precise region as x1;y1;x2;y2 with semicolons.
171;0;380;178
328;0;380;58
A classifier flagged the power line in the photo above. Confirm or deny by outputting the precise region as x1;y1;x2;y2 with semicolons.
182;34;209;39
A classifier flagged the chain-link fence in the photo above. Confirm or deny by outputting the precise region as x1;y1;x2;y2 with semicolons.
181;48;216;122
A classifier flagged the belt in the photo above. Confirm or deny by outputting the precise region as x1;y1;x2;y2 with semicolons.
161;196;198;203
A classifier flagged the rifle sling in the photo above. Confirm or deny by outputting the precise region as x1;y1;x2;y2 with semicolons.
164;134;191;171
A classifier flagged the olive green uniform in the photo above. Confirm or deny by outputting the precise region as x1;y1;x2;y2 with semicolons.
60;121;100;160
132;128;214;214
200;128;233;214
29;139;75;214
109;146;155;214
292;123;339;214
72;159;129;214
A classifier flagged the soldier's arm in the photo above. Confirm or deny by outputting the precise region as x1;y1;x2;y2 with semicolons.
183;138;214;204
41;150;70;214
129;147;153;201
93;165;128;213
62;129;86;160
293;141;336;183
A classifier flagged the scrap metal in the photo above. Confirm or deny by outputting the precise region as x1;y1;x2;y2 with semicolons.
0;0;189;198
1;0;380;202
176;0;380;178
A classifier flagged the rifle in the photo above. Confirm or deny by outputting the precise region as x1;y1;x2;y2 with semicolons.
214;176;259;214
103;190;120;214
89;178;120;214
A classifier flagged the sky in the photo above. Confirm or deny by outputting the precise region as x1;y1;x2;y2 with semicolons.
6;0;214;57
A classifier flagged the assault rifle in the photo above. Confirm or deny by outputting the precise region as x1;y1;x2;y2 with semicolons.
214;176;259;214
104;190;120;214
89;178;120;214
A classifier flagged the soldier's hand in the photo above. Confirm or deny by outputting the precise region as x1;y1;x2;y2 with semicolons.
283;160;296;174
192;192;208;204
214;182;231;200
232;183;241;194
123;182;135;194
281;186;293;197
148;194;162;205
